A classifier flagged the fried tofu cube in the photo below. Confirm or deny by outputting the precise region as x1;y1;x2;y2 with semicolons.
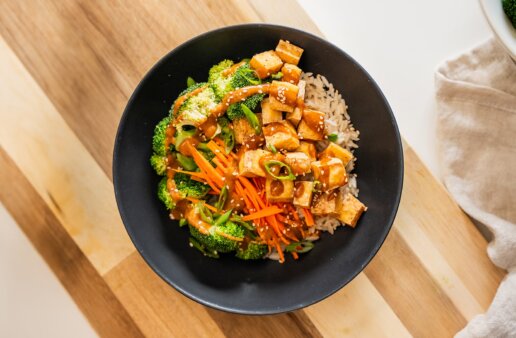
266;177;294;202
281;63;302;84
269;96;294;113
261;98;283;125
311;158;347;191
263;121;300;151
270;81;299;108
296;141;317;161
293;181;314;208
275;40;304;65
286;107;303;126
233;118;256;144
285;152;311;175
336;193;366;227
250;50;283;79
297;109;326;141
238;149;269;177
320;143;354;166
311;191;339;215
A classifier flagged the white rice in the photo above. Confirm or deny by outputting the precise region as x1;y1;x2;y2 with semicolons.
302;72;361;235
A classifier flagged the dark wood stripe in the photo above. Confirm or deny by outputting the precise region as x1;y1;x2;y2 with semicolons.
0;147;144;338
365;228;467;338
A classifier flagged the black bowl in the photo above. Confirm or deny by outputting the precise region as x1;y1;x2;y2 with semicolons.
113;24;403;314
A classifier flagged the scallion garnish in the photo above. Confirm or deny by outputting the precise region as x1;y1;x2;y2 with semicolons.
264;160;296;180
285;241;314;253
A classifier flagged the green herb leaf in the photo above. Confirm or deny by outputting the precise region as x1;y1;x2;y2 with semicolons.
327;133;338;142
241;103;261;134
264;160;296;180
285;241;314;253
187;76;196;87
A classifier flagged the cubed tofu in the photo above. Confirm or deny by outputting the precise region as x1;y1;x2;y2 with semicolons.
250;50;283;79
336;193;366;227
266;177;294;202
238;149;270;177
286;107;303;126
261;98;283;125
233;118;256;144
263;121;300;151
296;141;317;161
311;191;339;215
285;152;311;175
311;157;347;191
281;63;302;84
275;40;304;65
319;143;354;166
269;81;299;107
269;96;295;113
297;109;326;141
293;181;314;208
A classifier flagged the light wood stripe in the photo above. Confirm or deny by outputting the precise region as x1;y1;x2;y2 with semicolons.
0;148;144;338
304;273;412;338
0;36;134;275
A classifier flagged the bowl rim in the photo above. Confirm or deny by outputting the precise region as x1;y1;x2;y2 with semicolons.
113;23;404;315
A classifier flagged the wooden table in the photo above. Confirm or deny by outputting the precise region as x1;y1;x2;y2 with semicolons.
0;1;504;337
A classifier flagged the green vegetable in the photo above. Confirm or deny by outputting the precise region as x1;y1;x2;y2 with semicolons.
174;172;210;198
188;220;245;253
213;209;232;228
179;219;187;227
176;153;197;171
268;144;277;154
186;76;196;87
150;154;167;176
271;71;283;80
215;185;228;210
503;0;516;28
196;142;211;152
236;241;268;260
231;63;261;87
174;85;218;128
208;60;235;99
264;160;296;180
327;133;338;142
286;241;314;253
157;177;174;210
174;128;196;150
226;93;265;121
230;215;257;239
197;202;213;223
217;117;235;154
152;117;171;156
241;103;262;134
189;237;219;258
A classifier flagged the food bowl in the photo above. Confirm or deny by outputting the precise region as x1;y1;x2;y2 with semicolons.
113;24;403;314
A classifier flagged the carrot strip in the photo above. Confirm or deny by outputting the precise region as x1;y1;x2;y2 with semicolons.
292;252;299;260
242;206;283;221
186;142;224;188
302;208;315;226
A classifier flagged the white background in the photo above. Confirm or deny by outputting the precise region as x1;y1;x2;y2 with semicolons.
0;1;492;336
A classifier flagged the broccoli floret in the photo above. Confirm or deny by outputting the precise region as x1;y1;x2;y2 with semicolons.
230;62;261;89
236;241;267;260
175;86;218;128
189;221;245;253
503;0;516;28
152;117;171;156
150;154;167;175
226;93;265;121
157;177;174;210
174;173;210;198
208;60;235;100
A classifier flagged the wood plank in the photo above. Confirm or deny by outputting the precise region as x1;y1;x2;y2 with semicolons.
0;36;134;275
0;148;144;338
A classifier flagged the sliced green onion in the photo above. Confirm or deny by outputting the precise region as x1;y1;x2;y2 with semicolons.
268;144;277;154
220;128;235;154
197;202;213;223
189;237;219;258
271;71;283;80
230;215;257;239
264;160;296;180
176;153;198;171
215;185;228;210
327;133;338;142
197;142;211;151
179;219;187;227
174;128;196;150
285;241;314;253
186;76;196;87
241;103;261;134
212;209;232;228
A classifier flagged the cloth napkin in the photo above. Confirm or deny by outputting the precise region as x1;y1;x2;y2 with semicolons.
435;38;516;337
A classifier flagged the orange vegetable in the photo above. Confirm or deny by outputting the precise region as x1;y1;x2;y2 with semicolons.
242;206;283;221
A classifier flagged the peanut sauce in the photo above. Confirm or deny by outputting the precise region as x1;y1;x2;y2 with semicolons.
242;134;265;150
221;61;246;77
177;136;201;156
210;84;271;117
172;85;207;116
198;115;218;139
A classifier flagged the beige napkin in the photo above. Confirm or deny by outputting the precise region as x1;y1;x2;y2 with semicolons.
435;38;516;337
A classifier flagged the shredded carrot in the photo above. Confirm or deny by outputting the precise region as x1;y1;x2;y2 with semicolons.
292;252;299;260
242;206;283;221
185;142;224;188
302;208;315;227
